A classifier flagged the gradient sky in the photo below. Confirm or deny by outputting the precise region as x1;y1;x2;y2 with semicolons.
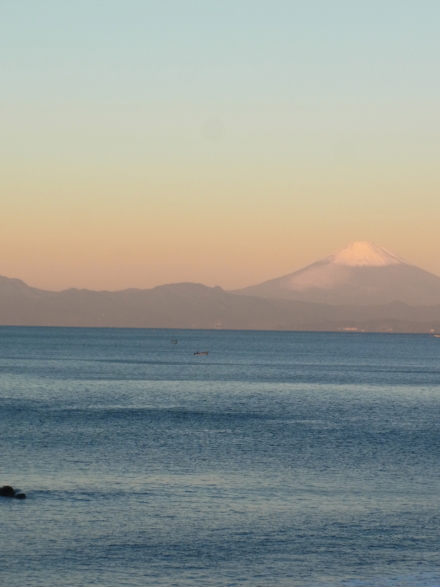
1;1;439;291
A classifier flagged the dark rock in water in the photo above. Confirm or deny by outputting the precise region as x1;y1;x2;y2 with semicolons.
0;486;26;499
0;486;16;497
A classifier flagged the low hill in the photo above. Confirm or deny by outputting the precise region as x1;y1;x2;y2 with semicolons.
1;276;440;333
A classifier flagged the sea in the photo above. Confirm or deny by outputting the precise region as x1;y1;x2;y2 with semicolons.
1;327;440;587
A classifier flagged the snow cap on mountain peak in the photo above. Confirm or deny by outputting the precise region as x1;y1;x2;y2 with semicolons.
326;241;404;267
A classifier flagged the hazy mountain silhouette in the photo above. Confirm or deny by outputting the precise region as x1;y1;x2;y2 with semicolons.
1;275;440;333
234;242;440;306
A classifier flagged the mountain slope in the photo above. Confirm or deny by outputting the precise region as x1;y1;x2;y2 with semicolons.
1;276;440;332
234;242;440;305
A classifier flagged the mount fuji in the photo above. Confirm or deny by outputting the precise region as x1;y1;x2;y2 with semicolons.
233;242;440;306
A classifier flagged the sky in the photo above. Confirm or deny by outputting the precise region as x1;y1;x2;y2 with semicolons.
1;0;439;291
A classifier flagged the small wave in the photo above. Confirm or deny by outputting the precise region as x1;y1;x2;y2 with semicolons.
310;573;440;587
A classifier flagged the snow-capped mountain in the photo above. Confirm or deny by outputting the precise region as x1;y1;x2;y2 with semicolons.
325;241;403;266
233;241;440;305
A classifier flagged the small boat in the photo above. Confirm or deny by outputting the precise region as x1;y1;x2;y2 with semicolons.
194;351;209;356
433;334;440;338
171;338;178;344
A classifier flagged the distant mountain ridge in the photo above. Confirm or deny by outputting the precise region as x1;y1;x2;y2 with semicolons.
1;275;440;333
233;241;440;306
1;242;440;331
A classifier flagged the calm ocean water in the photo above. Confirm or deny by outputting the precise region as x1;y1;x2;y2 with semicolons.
1;327;440;587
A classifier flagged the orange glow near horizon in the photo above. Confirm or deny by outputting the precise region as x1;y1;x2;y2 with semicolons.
1;160;439;291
